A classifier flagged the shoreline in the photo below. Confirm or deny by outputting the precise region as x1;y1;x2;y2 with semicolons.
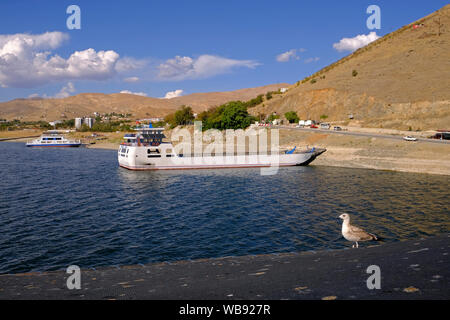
1;234;448;300
2;139;449;176
2;127;449;176
84;142;450;176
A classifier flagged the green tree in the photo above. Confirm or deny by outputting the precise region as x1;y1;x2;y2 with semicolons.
244;94;264;108
267;113;280;123
174;105;195;126
164;113;176;129
285;111;299;123
221;102;255;130
79;124;90;132
200;101;255;130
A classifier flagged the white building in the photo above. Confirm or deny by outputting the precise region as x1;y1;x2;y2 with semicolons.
75;117;95;130
75;118;83;129
84;118;95;128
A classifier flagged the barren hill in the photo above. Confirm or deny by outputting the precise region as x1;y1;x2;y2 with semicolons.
250;4;450;131
0;83;288;121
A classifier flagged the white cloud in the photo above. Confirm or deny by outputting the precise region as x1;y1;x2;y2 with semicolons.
27;93;41;99
333;32;380;52
0;31;139;88
53;82;76;98
163;89;184;99
304;57;320;63
157;55;259;81
119;90;147;97
115;57;147;73
0;31;69;52
123;76;140;83
276;49;301;62
27;82;76;99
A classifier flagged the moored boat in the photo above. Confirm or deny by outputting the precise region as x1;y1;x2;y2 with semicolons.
26;131;82;147
118;126;326;171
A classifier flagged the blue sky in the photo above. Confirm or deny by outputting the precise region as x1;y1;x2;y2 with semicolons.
0;0;447;101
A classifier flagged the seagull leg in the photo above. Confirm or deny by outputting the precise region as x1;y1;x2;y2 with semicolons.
356;242;359;248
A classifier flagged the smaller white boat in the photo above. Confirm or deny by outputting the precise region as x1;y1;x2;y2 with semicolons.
26;131;82;147
403;136;418;142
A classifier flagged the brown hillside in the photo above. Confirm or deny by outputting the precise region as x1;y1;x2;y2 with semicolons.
251;4;450;130
0;83;288;121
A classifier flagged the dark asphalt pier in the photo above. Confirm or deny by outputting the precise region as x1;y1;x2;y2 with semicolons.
0;234;448;300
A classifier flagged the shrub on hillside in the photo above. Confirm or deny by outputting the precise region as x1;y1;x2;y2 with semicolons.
285;111;300;123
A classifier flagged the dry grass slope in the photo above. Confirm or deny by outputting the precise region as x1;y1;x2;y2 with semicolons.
250;5;450;130
0;84;288;121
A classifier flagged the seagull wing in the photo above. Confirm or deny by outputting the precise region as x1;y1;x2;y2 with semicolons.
348;225;377;241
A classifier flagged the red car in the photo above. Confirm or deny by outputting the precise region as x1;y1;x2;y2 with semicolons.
310;124;318;129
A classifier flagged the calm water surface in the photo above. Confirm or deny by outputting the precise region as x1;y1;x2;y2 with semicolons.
0;142;448;274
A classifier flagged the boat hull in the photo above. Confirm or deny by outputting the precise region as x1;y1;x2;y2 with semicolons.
26;144;82;147
118;147;326;171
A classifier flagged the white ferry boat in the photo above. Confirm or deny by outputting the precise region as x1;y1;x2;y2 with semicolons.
118;126;326;171
26;131;82;147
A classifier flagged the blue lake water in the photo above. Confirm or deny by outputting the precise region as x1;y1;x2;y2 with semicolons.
0;142;449;274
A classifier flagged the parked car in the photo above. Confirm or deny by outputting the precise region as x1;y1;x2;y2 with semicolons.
310;124;318;129
320;123;330;130
403;136;418;141
333;126;342;131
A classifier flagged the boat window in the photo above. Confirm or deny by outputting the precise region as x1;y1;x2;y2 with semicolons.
148;155;161;158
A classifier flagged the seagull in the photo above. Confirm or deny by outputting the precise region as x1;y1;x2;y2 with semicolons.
339;213;379;248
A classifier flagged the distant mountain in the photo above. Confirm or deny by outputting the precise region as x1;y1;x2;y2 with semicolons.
0;83;288;121
250;4;450;130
